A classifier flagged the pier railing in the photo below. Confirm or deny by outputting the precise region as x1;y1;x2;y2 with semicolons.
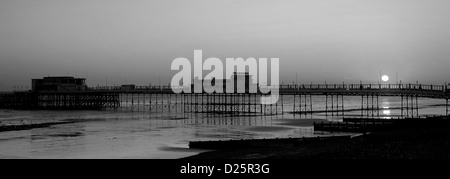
85;83;449;94
88;85;173;91
1;83;447;97
278;83;447;92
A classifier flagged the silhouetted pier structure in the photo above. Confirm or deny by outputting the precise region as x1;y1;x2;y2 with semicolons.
0;91;120;110
1;83;449;117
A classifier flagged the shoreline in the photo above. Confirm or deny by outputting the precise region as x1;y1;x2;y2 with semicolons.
0;121;74;132
184;120;450;159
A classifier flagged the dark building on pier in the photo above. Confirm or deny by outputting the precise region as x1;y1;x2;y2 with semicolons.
193;72;257;93
120;85;135;91
32;76;87;92
229;72;256;93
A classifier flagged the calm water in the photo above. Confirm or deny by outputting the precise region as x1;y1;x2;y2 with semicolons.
0;96;447;159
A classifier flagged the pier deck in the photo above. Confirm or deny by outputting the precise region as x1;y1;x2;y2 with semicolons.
1;83;449;117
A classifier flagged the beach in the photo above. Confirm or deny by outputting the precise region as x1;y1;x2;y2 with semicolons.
0;96;448;159
186;119;450;159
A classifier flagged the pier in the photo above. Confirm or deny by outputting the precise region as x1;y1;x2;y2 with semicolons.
0;83;449;117
0;91;120;110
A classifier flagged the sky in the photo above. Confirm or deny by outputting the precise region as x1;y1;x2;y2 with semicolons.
1;0;450;90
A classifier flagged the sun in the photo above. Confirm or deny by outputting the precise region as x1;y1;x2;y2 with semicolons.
381;75;389;82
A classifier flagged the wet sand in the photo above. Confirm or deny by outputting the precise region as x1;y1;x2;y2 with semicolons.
186;120;450;159
276;118;328;127
1;103;449;159
0;110;320;159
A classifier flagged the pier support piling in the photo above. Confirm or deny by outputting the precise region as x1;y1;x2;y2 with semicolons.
446;99;449;116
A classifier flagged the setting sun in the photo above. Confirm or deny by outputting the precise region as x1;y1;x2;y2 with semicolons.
381;75;389;82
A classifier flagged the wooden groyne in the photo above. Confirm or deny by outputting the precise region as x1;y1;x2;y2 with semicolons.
314;121;394;133
314;115;450;132
189;135;351;149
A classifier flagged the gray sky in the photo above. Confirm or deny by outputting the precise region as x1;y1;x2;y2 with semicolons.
1;0;450;90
